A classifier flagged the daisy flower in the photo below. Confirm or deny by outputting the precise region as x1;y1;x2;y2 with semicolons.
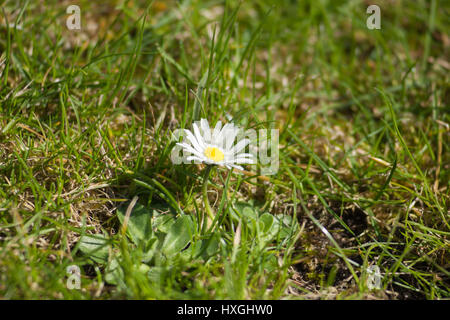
177;118;255;170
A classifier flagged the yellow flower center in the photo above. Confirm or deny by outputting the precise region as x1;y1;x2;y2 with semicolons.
204;147;224;162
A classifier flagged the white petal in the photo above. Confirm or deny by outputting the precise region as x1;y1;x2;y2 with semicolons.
192;123;206;149
229;164;244;170
233;158;255;164
212;120;222;143
200;119;211;143
184;129;204;153
224;127;239;150
230;139;250;154
215;123;232;147
176;142;205;159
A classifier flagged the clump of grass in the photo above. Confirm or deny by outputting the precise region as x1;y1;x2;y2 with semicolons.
0;0;448;299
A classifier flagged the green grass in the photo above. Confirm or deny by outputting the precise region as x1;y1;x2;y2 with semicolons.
0;0;448;299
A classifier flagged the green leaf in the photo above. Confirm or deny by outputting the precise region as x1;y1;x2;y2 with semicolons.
148;266;171;284
275;214;294;239
261;254;278;273
105;256;124;286
142;237;159;263
161;215;194;257
234;202;258;221
78;234;109;264
259;213;274;233
201;233;220;258
258;212;281;245
117;202;153;245
192;233;221;260
153;213;176;233
138;263;151;275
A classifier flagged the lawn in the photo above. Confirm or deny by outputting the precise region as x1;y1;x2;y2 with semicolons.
0;0;448;299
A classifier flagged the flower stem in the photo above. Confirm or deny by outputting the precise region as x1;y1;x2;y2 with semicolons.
202;165;215;222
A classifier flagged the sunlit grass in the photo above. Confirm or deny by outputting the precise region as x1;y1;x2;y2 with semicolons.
0;0;448;299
